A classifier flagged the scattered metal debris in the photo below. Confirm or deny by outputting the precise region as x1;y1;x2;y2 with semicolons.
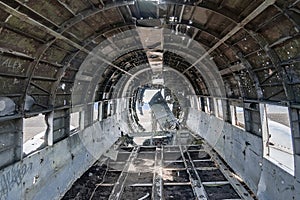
62;130;255;200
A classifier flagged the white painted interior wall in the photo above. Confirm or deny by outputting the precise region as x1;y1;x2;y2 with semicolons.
0;114;125;200
186;108;300;200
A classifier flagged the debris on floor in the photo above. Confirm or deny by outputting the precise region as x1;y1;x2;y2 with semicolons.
62;130;256;200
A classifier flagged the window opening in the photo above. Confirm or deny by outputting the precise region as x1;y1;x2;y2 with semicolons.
93;102;99;121
262;104;294;174
215;99;223;118
23;114;47;155
204;98;211;113
70;112;80;131
231;106;245;129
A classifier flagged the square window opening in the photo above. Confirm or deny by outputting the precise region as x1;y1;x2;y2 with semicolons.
262;104;294;175
198;97;202;111
231;106;245;129
23;114;47;155
70;112;80;132
93;102;99;121
215;99;223;119
204;98;211;113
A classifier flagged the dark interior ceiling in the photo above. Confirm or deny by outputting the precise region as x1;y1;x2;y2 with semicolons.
0;0;299;116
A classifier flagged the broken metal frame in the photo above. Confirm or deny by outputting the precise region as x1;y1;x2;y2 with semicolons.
0;1;147;120
162;15;276;101
13;0;60;28
179;145;208;199
108;146;139;200
11;0;282;104
70;130;256;200
203;143;256;200
152;146;163;199
187;132;255;200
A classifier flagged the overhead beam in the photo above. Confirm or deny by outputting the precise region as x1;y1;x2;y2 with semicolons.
82;23;134;46
219;63;246;76
165;0;240;23
290;0;300;7
0;46;35;60
13;0;60;28
0;1;134;77
30;81;51;94
183;0;276;74
57;0;76;16
0;46;64;69
166;22;220;49
0;21;46;43
58;1;135;33
254;12;282;32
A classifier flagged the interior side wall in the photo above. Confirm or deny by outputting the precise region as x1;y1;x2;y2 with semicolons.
186;108;300;200
0;115;123;200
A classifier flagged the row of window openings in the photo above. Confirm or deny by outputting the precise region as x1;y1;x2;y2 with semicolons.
23;100;126;155
195;97;244;128
21;97;295;174
195;97;294;175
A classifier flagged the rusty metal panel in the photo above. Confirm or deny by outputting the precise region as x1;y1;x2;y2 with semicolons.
0;76;26;96
274;37;300;61
260;15;298;44
6;16;52;41
85;12;111;30
33;63;58;79
223;47;239;63
247;51;272;70
54;39;77;52
0;28;40;55
0;8;10;21
227;29;248;44
65;20;95;41
43;46;69;63
236;36;261;55
22;0;73;25
0;118;22;169
56;0;91;14
0;54;30;76
68;51;88;70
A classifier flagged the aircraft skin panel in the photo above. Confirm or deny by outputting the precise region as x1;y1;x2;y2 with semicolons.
149;92;178;129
